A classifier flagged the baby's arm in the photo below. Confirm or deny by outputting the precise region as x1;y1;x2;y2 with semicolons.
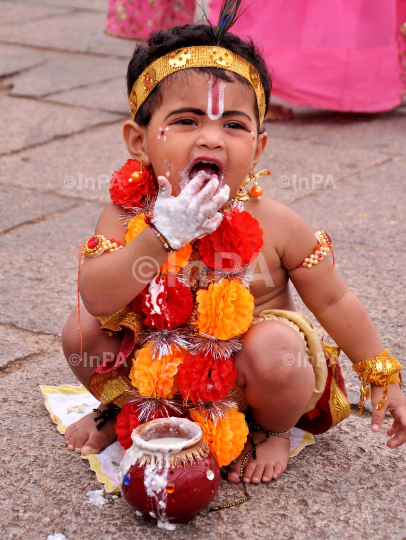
278;205;406;447
79;201;168;316
79;173;229;316
281;212;384;364
272;207;384;363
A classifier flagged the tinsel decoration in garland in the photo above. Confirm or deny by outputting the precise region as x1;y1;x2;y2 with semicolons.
106;159;263;467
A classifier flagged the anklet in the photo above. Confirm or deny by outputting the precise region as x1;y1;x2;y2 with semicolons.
247;414;293;437
93;404;121;431
209;414;292;513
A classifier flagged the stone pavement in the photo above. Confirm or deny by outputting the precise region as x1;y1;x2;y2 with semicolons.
1;2;406;539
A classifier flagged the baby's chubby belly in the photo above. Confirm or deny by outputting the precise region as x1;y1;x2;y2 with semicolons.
252;284;297;315
250;263;297;314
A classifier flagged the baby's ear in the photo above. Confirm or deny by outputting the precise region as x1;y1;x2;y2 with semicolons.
252;130;268;167
122;120;150;164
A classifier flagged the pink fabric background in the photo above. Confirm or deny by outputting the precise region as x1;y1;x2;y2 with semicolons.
105;0;195;41
210;0;406;112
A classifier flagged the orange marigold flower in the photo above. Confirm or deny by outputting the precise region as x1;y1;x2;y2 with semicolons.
125;214;148;245
195;279;254;340
126;217;191;274
190;408;248;467
161;243;192;273
129;343;186;398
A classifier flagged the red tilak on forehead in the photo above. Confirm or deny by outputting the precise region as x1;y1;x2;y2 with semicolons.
211;81;220;116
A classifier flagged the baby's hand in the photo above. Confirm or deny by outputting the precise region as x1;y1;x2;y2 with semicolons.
370;383;406;448
152;172;230;250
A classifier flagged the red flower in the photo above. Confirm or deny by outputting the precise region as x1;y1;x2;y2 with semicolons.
139;274;194;330
116;402;182;450
109;159;157;208
176;352;237;404
115;402;142;450
196;208;264;270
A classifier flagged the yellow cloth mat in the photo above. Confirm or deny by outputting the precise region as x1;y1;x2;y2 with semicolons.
41;384;315;494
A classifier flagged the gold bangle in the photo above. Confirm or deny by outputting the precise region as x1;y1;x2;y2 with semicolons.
82;235;123;259
352;348;402;415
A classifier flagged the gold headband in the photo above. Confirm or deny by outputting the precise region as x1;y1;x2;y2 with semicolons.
129;46;266;126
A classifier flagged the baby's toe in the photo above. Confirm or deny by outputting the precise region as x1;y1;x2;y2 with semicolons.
251;464;264;484
242;460;257;483
273;462;284;479
81;433;103;456
227;463;240;483
67;430;79;451
65;424;75;444
262;464;274;483
65;424;73;437
74;431;90;453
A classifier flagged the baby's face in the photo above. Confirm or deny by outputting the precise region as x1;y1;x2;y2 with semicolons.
142;71;267;199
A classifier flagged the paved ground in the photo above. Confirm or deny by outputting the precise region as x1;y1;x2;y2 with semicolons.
1;2;406;539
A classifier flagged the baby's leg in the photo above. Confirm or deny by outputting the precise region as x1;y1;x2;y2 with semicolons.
228;320;315;484
61;305;122;455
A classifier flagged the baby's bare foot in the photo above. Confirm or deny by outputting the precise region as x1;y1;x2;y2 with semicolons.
227;431;290;484
64;406;117;456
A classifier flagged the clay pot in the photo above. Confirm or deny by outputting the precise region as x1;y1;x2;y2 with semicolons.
119;417;220;525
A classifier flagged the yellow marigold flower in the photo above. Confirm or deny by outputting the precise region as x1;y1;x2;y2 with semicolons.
195;279;254;340
125;214;148;244
129;343;186;398
161;243;192;273
190;408;248;467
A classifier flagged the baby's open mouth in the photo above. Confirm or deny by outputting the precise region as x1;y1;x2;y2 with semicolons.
188;160;222;183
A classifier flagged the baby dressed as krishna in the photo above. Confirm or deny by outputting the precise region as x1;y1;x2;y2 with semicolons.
62;5;406;487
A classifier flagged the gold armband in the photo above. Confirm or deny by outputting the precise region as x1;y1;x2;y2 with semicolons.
82;235;123;259
298;230;335;270
352;348;402;415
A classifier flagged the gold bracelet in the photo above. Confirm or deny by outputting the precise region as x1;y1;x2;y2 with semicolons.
143;215;177;252
152;227;172;252
82;235;123;258
352;348;402;415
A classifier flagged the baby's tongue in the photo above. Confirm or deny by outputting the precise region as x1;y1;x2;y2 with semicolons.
189;162;218;180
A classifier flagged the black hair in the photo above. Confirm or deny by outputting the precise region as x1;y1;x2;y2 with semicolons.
126;24;272;132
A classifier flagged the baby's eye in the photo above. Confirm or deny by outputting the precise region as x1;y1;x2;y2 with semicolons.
173;118;197;126
225;122;247;130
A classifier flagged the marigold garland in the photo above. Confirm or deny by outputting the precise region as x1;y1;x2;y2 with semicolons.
190;408;249;467
161;242;193;273
109;159;157;208
196;208;263;270
177;352;237;404
195;279;254;340
105;159;260;471
134;274;194;330
125;214;192;273
130;343;186;398
115;402;142;450
125;214;149;244
115;401;184;449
